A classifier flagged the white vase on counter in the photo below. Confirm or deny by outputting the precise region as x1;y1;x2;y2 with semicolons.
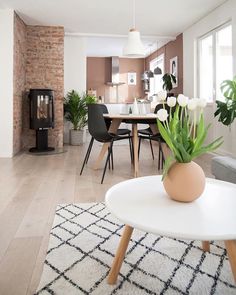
132;98;139;115
140;103;146;115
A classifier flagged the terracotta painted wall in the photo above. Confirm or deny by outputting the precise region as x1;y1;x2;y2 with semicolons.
87;57;145;102
145;34;183;95
23;25;64;149
13;13;27;154
119;58;144;102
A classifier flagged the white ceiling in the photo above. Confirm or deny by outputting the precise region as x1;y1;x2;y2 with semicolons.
85;36;171;57
0;0;227;56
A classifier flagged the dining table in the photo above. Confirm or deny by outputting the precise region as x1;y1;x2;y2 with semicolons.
93;113;160;178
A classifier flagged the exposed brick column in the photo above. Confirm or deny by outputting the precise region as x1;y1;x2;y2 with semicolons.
24;25;64;148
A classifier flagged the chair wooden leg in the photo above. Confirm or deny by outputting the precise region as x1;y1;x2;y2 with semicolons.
225;240;236;282
202;241;210;252
80;137;94;175
107;225;134;285
149;136;154;160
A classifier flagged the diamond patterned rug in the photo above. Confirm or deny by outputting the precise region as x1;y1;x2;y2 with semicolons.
36;203;236;295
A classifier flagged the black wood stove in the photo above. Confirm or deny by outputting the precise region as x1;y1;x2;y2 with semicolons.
29;89;55;153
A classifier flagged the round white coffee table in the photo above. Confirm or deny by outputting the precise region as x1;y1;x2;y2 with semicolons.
105;175;236;284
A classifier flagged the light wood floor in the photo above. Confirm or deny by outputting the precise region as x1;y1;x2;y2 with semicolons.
0;139;214;295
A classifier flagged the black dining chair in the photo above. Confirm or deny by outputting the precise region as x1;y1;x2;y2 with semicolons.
80;104;133;183
100;104;133;154
80;104;133;171
138;104;170;169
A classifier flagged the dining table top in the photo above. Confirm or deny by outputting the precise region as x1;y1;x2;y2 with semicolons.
103;113;158;120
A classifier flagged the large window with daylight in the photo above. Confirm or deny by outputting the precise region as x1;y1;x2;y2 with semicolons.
149;54;164;96
198;23;232;102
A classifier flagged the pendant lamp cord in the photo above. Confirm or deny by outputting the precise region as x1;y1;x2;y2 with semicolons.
133;0;136;29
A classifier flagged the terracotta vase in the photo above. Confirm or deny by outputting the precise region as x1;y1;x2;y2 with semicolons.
163;161;205;202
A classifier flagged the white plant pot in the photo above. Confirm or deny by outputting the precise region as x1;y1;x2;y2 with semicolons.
70;129;85;146
63;120;72;144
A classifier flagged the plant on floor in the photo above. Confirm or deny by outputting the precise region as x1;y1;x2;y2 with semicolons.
64;90;96;145
64;90;96;130
162;73;176;93
214;77;236;126
156;93;223;179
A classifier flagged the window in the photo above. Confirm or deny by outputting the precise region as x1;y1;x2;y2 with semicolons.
198;23;232;102
149;54;164;96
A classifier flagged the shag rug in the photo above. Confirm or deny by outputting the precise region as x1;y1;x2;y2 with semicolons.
36;203;236;295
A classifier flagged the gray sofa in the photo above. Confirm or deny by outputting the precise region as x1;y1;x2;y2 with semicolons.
211;156;236;184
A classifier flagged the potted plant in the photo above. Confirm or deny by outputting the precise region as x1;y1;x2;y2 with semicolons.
156;93;223;202
214;77;236;126
64;90;96;145
162;73;176;96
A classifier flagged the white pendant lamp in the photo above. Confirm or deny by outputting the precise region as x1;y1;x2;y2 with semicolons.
123;0;145;57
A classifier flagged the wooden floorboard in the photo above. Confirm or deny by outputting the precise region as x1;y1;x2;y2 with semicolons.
0;140;214;294
0;237;42;295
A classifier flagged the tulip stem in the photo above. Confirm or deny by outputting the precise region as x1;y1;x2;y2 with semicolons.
164;120;170;132
180;107;184;128
193;111;196;139
189;121;193;137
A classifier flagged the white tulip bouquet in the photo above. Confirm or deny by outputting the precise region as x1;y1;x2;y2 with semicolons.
156;91;223;178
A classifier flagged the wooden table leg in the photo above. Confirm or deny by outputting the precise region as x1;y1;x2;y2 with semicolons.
93;119;122;170
202;241;210;252
225;240;236;282
107;225;133;285
93;143;109;170
132;123;139;178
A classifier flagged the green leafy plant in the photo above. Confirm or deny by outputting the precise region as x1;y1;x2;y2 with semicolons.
64;90;96;130
162;73;177;92
156;94;223;179
214;77;236;126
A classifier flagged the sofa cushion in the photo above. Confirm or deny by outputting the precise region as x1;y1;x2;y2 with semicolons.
211;156;236;184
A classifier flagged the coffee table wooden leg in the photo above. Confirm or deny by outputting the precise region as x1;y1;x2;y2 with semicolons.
202;241;210;252
107;225;134;285
225;240;236;282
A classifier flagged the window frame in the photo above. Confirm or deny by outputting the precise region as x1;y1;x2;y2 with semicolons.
197;21;232;104
149;53;165;96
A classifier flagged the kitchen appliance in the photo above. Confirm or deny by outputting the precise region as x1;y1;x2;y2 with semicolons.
106;57;125;102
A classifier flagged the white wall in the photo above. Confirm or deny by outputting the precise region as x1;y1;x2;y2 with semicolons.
183;0;236;156
64;36;87;94
0;9;14;158
64;36;87;143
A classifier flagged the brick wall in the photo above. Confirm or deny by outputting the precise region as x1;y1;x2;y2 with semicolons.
13;13;27;154
13;13;64;151
23;25;64;148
